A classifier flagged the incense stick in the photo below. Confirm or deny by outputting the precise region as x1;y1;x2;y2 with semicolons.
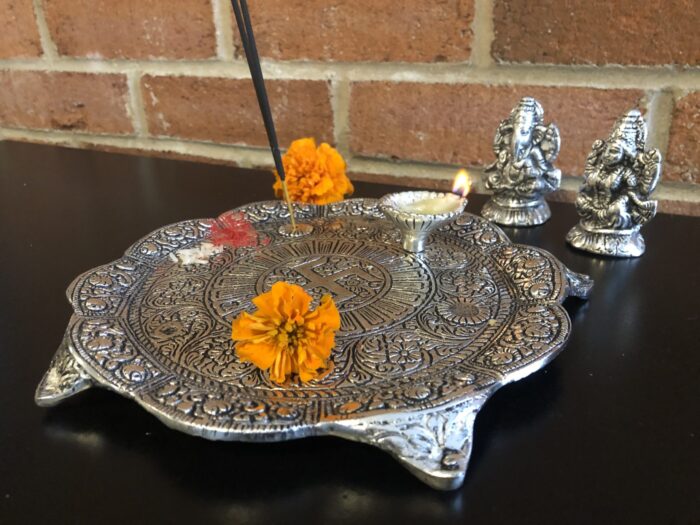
230;0;297;231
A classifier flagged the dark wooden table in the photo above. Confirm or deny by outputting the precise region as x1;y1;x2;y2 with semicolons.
0;142;698;524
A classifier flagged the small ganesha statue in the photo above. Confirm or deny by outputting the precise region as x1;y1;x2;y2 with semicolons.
566;109;661;257
481;97;561;227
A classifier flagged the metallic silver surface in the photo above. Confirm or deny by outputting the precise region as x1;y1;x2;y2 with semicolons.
481;97;562;227
278;222;314;237
35;335;93;407
36;198;591;490
379;191;467;252
566;110;661;257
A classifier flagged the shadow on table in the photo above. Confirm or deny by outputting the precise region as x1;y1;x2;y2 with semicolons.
41;393;463;520
38;354;563;523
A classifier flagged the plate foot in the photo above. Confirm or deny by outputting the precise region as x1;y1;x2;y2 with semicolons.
35;336;93;407
326;398;485;490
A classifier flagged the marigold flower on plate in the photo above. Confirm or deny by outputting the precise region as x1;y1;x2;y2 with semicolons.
273;138;354;205
231;281;341;384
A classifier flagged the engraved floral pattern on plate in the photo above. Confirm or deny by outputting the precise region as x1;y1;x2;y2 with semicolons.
39;198;585;489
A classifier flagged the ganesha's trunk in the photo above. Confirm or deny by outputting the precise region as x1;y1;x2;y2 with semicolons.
512;137;530;164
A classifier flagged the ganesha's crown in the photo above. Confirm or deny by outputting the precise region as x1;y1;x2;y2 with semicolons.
509;96;544;124
609;109;647;156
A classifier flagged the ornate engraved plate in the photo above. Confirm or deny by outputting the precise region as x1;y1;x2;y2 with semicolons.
36;199;591;490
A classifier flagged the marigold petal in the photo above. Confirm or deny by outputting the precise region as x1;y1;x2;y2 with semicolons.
302;352;327;372
272;171;285;199
269;349;293;384
298;364;320;383
251;285;287;322
235;341;279;370
311;332;336;360
315;295;341;329
311;175;334;197
288;137;318;157
277;282;311;319
232;313;274;341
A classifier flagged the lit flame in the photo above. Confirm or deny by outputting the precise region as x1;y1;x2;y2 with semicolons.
452;169;471;198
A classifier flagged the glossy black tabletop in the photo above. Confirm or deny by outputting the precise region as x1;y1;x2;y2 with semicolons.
0;142;698;524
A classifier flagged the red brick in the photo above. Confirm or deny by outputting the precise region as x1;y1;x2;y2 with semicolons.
0;1;42;58
141;76;333;147
43;0;217;59
0;70;133;134
492;0;700;66
349;82;644;175
666;92;700;184
232;0;473;63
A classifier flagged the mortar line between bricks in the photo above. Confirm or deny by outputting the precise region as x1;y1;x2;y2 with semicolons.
31;0;58;60
0;127;274;167
471;0;495;68
126;72;149;137
2;58;700;90
646;90;675;159
331;78;351;157
349;157;489;191
212;0;235;61
1;126;698;206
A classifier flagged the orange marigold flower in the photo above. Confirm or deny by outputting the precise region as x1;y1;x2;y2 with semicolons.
273;138;354;205
231;281;341;384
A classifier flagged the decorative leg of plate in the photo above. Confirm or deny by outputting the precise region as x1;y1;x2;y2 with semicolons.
325;397;485;490
35;337;94;407
563;267;594;299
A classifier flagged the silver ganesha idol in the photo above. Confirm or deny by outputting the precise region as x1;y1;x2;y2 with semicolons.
482;97;562;227
567;109;662;257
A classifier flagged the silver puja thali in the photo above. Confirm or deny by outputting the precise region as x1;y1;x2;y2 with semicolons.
36;198;592;490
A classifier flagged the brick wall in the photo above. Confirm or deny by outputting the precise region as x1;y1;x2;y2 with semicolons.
0;0;699;215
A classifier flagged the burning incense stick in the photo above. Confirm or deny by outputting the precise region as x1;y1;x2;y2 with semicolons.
230;0;297;231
